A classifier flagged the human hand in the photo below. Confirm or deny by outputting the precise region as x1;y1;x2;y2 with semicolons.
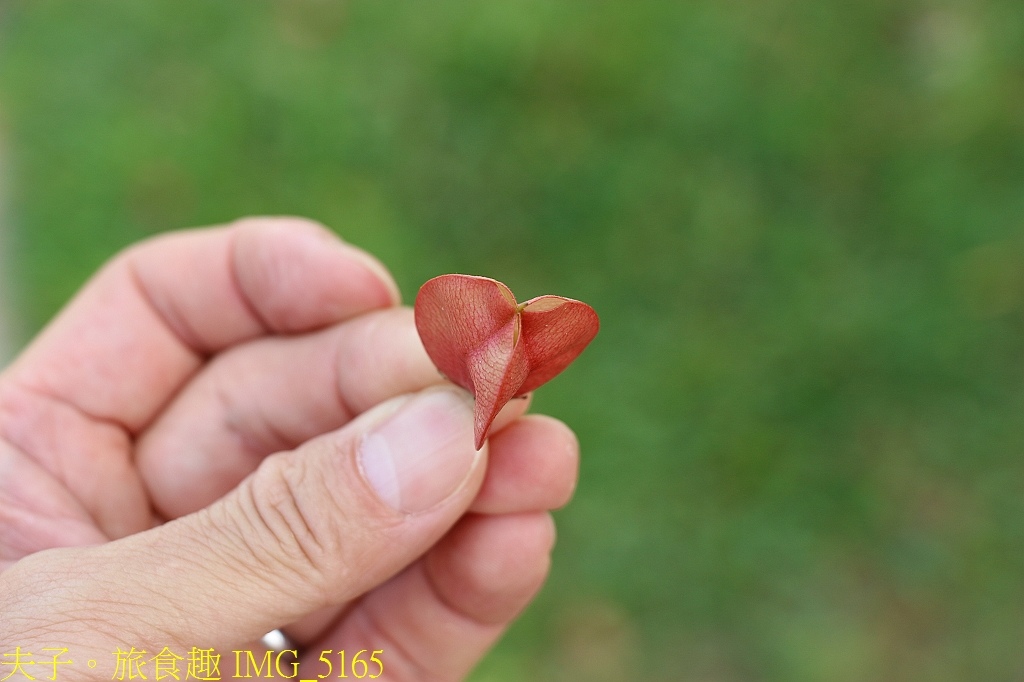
0;218;579;681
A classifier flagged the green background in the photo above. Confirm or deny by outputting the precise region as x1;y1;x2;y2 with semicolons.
3;1;1024;679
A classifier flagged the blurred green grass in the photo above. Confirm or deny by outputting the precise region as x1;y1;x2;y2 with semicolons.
4;1;1024;679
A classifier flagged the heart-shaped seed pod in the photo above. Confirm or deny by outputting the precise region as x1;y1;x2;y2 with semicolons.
414;274;599;448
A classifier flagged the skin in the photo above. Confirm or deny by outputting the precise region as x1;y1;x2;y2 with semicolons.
0;217;579;681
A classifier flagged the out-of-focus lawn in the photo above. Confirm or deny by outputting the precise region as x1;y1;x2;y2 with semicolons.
4;1;1024;679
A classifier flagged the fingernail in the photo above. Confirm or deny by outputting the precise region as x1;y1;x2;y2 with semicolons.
359;388;478;513
345;246;402;305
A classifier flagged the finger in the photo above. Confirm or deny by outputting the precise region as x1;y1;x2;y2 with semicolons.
279;410;568;648
299;512;555;681
136;308;531;519
470;414;579;514
4;216;399;434
0;439;107;569
136;307;435;518
0;382;151;541
0;386;488;660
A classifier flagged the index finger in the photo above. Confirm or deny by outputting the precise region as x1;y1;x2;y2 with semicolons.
2;217;400;433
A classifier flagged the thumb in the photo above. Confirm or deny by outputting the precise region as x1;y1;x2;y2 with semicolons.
0;386;484;661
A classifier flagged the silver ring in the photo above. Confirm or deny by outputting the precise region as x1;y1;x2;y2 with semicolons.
260;629;299;652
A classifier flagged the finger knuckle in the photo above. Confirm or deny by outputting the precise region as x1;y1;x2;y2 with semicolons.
240;453;341;600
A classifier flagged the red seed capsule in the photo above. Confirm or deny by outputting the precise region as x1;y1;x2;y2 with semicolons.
414;274;599;448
